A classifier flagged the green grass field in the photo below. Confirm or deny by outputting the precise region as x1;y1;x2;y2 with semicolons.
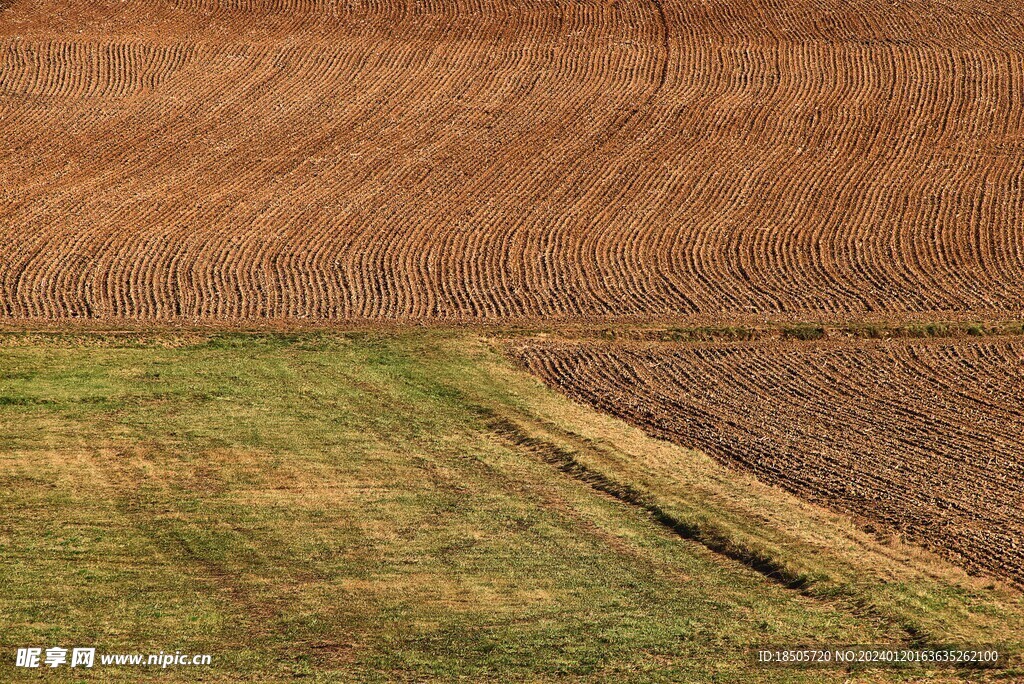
1;331;1021;682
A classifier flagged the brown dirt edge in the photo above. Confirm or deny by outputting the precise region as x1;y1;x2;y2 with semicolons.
0;317;1022;345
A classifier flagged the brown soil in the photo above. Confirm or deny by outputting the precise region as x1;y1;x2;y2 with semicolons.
3;0;1024;320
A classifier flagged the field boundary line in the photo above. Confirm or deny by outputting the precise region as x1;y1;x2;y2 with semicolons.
479;409;929;647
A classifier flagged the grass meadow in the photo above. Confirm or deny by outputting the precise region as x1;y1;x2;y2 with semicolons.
1;331;1020;682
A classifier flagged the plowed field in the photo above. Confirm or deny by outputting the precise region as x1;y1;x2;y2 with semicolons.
4;0;1024;320
510;338;1024;585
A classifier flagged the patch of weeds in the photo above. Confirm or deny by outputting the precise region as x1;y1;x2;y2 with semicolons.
645;327;758;342
905;323;948;338
704;326;758;342
781;324;826;341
